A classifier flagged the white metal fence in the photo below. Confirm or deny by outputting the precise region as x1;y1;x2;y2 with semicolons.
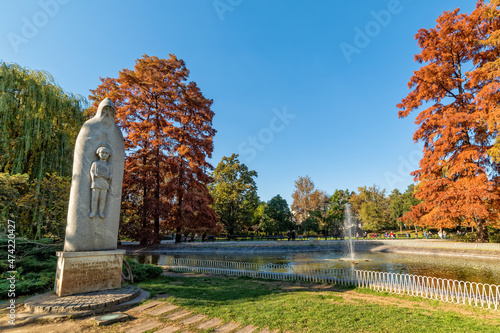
162;258;500;311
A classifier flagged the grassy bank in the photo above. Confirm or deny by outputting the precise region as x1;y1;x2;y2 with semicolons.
138;273;500;333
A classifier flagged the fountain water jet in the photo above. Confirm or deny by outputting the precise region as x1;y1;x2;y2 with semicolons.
339;203;369;263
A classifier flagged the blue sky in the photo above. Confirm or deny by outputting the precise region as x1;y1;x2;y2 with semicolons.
0;0;477;204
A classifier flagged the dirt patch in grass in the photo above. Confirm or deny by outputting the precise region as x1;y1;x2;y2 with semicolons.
0;316;98;333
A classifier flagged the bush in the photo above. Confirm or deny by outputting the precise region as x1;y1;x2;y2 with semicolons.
488;226;500;243
125;259;163;282
0;239;60;297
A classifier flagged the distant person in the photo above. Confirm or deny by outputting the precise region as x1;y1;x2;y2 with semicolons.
363;231;367;239
291;230;296;241
356;232;359;240
406;232;410;239
415;232;418;239
287;230;291;241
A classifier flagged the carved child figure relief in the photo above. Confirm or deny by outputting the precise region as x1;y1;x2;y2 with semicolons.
89;146;112;219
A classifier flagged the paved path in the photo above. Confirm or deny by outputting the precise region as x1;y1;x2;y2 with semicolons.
120;299;277;333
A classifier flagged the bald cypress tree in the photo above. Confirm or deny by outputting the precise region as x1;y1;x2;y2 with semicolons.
89;54;218;244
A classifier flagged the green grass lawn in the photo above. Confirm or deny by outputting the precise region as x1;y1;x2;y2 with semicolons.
138;274;500;333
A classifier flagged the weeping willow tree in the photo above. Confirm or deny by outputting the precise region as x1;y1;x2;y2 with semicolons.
0;62;87;180
0;63;86;240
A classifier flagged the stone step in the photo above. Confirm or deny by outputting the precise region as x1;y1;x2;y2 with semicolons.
128;300;163;313
180;314;207;325
236;325;259;333
123;320;161;333
146;304;178;316
155;326;181;333
196;317;223;330
163;309;192;320
214;322;240;333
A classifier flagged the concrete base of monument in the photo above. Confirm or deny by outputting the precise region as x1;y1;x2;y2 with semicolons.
55;250;126;296
17;286;150;326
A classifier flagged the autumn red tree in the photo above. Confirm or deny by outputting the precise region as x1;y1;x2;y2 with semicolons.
473;0;500;160
89;54;218;244
291;175;325;227
398;2;500;242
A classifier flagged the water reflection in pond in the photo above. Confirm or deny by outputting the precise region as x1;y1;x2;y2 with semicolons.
127;251;500;285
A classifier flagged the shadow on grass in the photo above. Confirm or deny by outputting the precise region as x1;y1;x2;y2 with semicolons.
137;274;356;303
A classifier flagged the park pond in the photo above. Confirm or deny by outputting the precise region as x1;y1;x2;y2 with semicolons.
127;250;500;285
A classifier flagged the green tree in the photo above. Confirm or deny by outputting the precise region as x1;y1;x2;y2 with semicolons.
0;62;86;180
0;173;70;240
388;189;405;233
0;173;29;229
254;201;277;235
350;186;391;232
309;192;331;238
209;154;259;238
254;202;271;235
24;173;71;240
265;195;293;234
327;189;353;233
400;184;422;232
301;216;319;236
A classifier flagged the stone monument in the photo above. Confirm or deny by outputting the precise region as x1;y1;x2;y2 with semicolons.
55;98;126;296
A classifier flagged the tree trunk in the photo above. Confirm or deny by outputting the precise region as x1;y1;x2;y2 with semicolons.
475;219;489;243
175;227;182;243
154;151;160;238
142;155;148;229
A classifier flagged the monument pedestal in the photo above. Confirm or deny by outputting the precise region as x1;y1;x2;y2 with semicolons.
55;250;125;296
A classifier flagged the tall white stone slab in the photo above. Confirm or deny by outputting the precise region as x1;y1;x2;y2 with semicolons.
56;98;126;296
64;97;125;251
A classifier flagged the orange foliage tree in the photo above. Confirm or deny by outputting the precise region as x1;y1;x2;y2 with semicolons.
291;175;325;227
473;0;500;160
89;54;218;244
397;2;500;242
